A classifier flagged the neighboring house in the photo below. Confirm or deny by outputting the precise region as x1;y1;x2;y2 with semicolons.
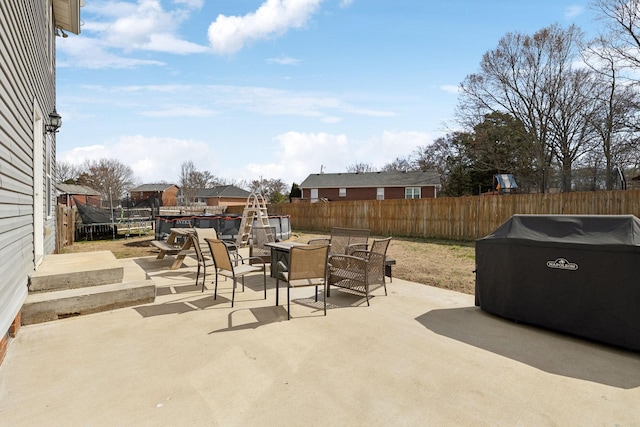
130;184;179;207
196;185;252;207
299;170;442;202
0;1;83;363
56;183;102;207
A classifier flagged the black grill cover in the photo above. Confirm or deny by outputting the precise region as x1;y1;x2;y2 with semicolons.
475;214;640;351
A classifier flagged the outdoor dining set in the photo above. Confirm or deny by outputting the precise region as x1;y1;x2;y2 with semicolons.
153;226;393;319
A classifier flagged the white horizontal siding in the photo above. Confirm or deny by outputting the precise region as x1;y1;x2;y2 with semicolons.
0;0;56;335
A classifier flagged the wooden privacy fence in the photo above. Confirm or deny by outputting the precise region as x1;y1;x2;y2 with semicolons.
270;190;640;241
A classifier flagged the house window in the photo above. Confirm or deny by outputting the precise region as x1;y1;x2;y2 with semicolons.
339;188;346;197
310;188;319;202
377;188;384;200
405;187;421;199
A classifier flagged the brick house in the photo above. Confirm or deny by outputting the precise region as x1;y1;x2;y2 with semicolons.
196;185;251;207
130;184;179;206
299;170;441;202
57;183;102;207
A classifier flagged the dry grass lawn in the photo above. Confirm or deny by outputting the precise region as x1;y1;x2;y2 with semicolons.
62;230;476;295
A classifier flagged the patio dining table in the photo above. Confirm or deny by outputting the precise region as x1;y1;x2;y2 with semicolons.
264;241;309;278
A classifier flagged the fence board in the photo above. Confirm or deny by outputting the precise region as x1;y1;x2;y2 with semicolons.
271;190;640;240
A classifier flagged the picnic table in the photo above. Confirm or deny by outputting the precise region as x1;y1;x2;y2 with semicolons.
150;228;195;270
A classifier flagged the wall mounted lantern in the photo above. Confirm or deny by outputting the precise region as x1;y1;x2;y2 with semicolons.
46;109;62;134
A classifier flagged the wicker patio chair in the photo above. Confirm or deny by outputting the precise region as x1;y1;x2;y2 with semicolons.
205;238;266;307
308;227;370;256
328;237;392;306
275;244;330;319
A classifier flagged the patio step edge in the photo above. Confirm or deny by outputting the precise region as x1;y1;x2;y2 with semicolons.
21;280;156;325
29;251;125;292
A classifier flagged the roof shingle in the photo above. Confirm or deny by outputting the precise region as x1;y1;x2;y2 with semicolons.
299;170;441;188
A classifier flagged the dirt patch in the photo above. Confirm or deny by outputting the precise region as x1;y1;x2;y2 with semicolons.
61;235;159;259
292;232;476;295
61;231;476;295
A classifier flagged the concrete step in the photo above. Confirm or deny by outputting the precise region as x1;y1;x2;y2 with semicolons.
21;280;156;325
29;251;124;292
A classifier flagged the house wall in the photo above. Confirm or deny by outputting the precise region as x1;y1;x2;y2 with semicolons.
302;186;436;201
161;187;178;206
206;197;246;207
131;187;178;206
57;194;101;207
0;1;57;347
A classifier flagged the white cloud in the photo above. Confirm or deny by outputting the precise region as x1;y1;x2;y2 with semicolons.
99;0;208;54
440;84;461;94
241;131;349;182
565;5;584;19
173;0;204;8
58;128;434;185
59;0;208;69
266;55;301;65
58;135;220;184
339;0;354;8
57;37;165;69
234;130;433;184
207;0;323;55
203;84;394;122
141;105;219;117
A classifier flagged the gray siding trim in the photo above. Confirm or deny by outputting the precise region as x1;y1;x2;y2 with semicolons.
0;1;56;334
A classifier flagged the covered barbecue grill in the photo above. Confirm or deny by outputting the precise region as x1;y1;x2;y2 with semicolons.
475;214;640;351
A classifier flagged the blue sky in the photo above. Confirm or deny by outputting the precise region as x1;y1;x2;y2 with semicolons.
56;0;597;186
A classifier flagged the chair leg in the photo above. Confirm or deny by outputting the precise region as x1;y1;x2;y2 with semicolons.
365;283;370;306
263;268;267;300
314;285;318;302
323;283;327;316
275;276;280;306
232;277;237;307
214;272;219;300
201;265;206;292
287;286;291;320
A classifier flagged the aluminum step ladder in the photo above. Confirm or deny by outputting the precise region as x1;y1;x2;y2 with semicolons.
236;193;270;247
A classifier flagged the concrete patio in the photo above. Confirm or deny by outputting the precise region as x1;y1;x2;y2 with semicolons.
1;254;639;426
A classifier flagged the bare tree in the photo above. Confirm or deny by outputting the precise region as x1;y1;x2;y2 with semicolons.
583;34;640;189
179;161;199;206
547;68;601;191
55;160;80;184
593;0;640;71
381;157;415;172
346;162;376;173
179;161;220;206
459;25;585;192
78;158;138;202
249;178;287;201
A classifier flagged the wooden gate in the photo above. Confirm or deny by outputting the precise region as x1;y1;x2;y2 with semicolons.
56;204;75;252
